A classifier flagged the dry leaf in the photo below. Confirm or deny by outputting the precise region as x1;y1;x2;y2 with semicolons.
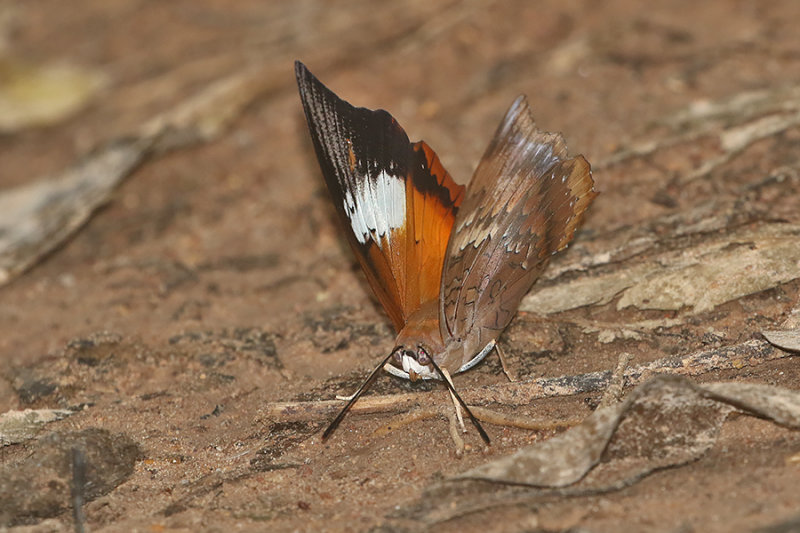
762;330;800;352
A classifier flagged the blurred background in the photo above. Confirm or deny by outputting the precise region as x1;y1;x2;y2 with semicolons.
2;1;800;531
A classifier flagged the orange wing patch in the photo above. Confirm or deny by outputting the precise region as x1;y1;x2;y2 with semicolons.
402;142;464;317
357;241;406;332
295;61;463;333
336;143;463;334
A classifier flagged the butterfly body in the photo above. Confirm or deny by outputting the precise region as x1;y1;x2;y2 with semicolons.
295;61;596;389
381;298;492;380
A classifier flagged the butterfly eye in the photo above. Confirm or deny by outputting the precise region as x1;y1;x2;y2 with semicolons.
392;347;404;364
416;347;431;365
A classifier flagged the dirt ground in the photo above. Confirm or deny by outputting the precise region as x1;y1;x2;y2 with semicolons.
1;1;800;532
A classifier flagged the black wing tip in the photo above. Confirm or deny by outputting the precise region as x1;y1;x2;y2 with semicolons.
294;60;317;92
294;60;305;79
294;60;351;127
294;60;402;126
294;60;353;113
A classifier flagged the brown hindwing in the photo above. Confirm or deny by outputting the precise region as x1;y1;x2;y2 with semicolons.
440;96;596;344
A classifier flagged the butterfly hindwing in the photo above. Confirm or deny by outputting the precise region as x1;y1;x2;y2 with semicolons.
440;96;596;345
295;62;464;332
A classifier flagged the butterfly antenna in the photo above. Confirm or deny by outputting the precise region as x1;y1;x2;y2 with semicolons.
322;351;396;441
428;358;491;445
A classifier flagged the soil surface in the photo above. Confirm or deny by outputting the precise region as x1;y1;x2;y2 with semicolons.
1;1;800;532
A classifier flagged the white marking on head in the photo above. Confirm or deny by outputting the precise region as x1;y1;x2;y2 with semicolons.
343;170;406;244
401;354;437;379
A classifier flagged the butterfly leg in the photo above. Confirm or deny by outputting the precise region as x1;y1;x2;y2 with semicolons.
371;404;469;454
445;406;466;455
370;367;476;453
494;343;518;382
441;368;467;434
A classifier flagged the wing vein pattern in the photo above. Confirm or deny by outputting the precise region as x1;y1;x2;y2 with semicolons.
440;96;596;346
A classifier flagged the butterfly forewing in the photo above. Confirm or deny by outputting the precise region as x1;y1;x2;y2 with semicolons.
440;96;596;344
295;62;464;331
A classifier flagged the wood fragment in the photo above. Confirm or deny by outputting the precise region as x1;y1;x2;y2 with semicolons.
597;352;633;410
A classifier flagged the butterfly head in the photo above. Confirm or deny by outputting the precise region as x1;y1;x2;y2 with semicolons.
390;345;438;381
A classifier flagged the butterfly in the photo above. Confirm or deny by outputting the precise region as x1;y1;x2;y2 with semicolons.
295;61;597;443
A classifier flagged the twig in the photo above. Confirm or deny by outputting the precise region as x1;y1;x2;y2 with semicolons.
372;408;440;437
264;339;785;422
470;406;580;431
598;352;634;409
71;447;87;533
